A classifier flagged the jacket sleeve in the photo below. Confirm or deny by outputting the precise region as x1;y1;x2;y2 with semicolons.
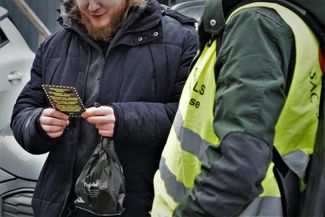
111;26;197;149
10;42;61;154
173;8;294;217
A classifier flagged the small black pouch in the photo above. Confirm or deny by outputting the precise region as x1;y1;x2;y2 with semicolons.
74;137;125;216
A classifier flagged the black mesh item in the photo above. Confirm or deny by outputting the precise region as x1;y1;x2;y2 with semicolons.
74;137;125;216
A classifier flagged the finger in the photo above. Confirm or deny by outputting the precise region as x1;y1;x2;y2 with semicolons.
85;115;115;125
42;108;69;120
47;130;64;138
40;115;69;127
96;123;115;131
98;129;114;137
41;124;66;133
81;106;113;118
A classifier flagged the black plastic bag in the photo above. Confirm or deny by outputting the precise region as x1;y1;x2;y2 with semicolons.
74;137;125;216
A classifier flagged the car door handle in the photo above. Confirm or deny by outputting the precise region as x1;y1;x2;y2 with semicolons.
8;71;23;83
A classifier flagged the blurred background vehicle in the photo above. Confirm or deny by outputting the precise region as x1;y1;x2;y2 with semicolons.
171;0;205;23
0;0;205;216
0;0;58;52
0;5;48;217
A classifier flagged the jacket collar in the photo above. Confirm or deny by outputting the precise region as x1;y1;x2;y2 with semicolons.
199;0;225;35
198;0;246;50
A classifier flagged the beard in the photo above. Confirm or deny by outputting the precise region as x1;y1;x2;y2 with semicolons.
81;2;128;41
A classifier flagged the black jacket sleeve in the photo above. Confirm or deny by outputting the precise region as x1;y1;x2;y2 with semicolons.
10;42;61;154
111;27;197;149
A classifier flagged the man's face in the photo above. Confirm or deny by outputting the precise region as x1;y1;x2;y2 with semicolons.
76;0;127;40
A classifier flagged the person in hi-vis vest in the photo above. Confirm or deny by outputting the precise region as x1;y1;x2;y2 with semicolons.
151;0;325;216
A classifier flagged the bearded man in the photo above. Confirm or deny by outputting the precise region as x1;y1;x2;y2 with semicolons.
10;0;197;216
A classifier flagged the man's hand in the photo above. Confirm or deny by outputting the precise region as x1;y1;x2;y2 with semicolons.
81;106;115;137
39;108;70;138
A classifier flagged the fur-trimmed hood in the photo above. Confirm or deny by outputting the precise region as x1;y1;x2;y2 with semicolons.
57;0;157;33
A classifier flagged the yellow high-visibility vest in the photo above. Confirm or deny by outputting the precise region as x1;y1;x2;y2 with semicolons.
152;2;323;217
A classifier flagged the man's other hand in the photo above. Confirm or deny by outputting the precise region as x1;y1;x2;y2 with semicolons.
39;108;70;138
81;106;115;137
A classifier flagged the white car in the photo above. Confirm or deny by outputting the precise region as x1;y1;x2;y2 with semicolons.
0;6;47;216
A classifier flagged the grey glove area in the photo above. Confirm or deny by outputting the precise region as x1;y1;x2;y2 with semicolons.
196;132;272;217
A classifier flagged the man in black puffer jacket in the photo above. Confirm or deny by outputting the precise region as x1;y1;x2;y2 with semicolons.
10;0;197;216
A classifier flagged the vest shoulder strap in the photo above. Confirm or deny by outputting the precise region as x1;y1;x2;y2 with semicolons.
234;0;325;52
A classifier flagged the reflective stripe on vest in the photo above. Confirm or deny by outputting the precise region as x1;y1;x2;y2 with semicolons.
152;3;323;217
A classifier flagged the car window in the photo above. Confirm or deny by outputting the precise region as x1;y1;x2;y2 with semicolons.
0;27;9;48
